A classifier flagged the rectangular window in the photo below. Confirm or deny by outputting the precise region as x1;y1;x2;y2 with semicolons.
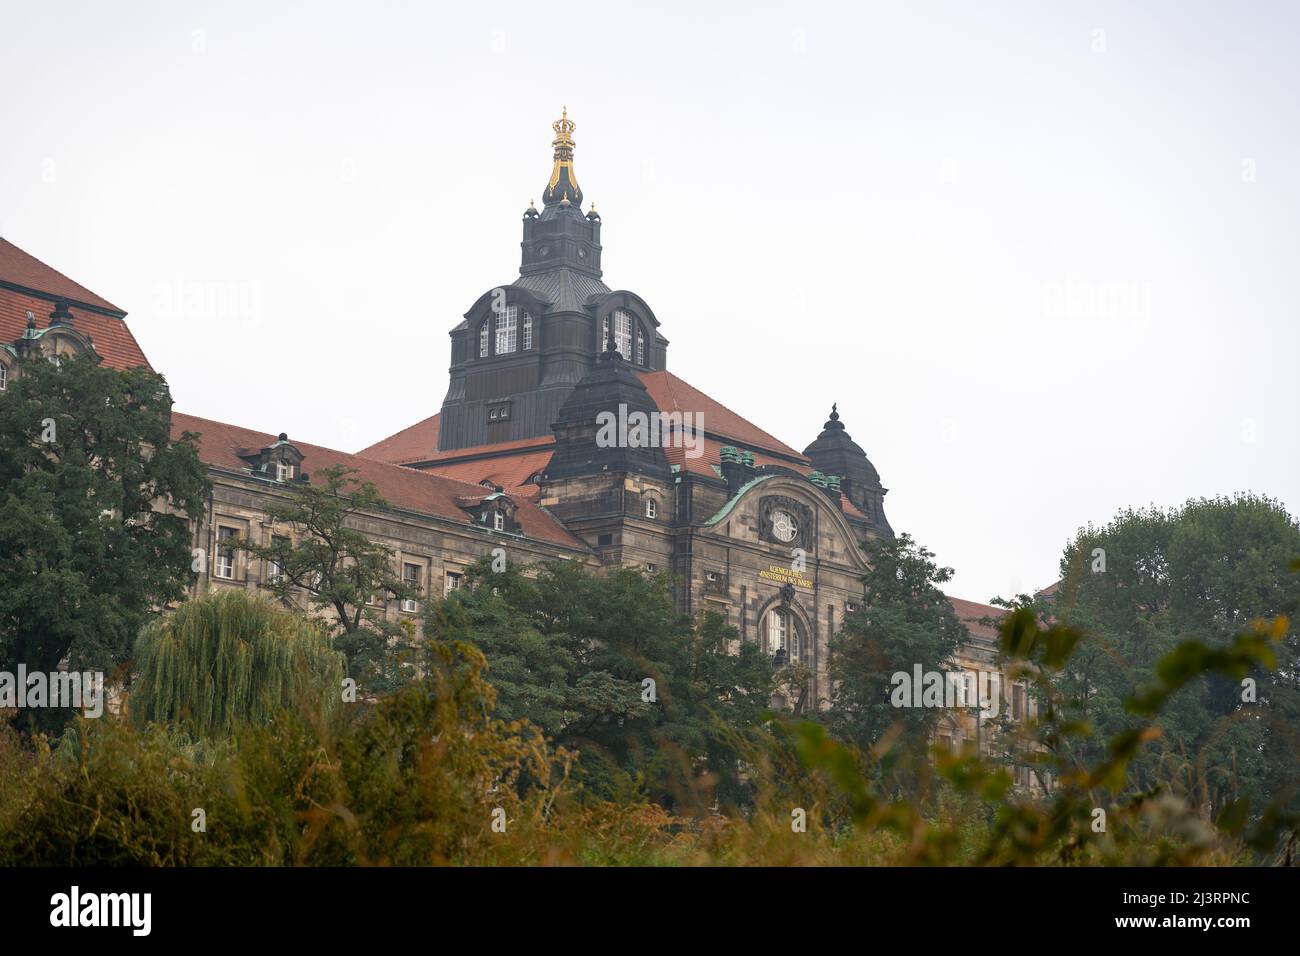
522;313;533;350
0;363;6;390
275;461;295;482
267;534;288;584
216;527;237;579
444;571;462;595
492;511;505;531
495;306;518;354
402;562;422;612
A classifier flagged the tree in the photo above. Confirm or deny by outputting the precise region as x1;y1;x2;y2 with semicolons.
427;559;774;810
232;464;419;693
131;589;345;736
826;533;968;769
1048;494;1300;823
0;354;208;730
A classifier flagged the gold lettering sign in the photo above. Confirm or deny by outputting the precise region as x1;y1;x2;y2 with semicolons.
758;564;813;589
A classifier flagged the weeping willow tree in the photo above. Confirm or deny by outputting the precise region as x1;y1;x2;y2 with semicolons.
131;590;345;736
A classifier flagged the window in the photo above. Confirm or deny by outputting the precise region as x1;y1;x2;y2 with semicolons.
602;310;633;359
402;562;422;612
495;305;518;354
636;327;645;366
845;601;859;613
522;313;533;350
275;461;295;482
0;363;6;390
267;534;288;584
645;563;657;573
215;527;237;579
479;321;489;358
764;608;804;662
444;571;463;595
766;608;789;655
492;511;505;531
645;497;657;519
1011;682;1026;721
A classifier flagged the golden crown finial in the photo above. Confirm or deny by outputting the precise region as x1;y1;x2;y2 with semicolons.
552;106;576;144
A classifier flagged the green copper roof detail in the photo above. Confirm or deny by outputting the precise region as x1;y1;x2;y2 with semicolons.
701;474;779;527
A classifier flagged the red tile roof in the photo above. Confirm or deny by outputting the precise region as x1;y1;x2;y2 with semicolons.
0;238;123;312
360;371;808;467
354;372;874;517
948;596;1006;641
639;371;803;459
358;412;441;464
172;411;590;552
0;238;150;371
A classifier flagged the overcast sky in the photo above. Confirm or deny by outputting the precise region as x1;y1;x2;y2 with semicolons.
2;0;1296;602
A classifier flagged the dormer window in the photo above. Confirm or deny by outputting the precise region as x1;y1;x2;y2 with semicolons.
522;313;533;350
0;363;6;391
644;497;657;519
487;401;511;423
479;321;489;358
275;461;296;482
495;306;518;354
492;510;505;531
603;310;634;361
636;327;645;365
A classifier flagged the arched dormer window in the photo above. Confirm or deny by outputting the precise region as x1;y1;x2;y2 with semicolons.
479;321;489;358
495;306;518;354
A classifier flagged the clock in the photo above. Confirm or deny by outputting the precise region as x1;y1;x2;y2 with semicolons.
772;510;798;543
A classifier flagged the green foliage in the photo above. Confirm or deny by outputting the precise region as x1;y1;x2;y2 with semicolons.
0;353;208;731
826;533;968;767
1046;494;1300;823
232;464;420;692
131;589;345;737
0;638;569;866
426;559;774;810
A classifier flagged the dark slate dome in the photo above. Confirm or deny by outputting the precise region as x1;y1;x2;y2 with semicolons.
543;329;671;481
802;404;880;487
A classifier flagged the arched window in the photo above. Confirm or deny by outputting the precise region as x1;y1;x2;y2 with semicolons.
645;496;657;519
479;321;489;358
495;306;518;354
602;310;633;360
763;608;804;663
522;313;533;350
636;326;645;366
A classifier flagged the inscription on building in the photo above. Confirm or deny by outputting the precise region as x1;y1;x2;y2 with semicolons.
758;563;813;589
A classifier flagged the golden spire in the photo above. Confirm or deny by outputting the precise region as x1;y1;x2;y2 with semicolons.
545;107;582;207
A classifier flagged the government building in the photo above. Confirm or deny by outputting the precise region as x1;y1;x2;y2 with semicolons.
0;112;1032;764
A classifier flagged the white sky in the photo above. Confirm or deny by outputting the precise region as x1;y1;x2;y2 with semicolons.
2;0;1297;602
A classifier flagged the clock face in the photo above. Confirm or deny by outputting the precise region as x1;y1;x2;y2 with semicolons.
772;510;798;543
